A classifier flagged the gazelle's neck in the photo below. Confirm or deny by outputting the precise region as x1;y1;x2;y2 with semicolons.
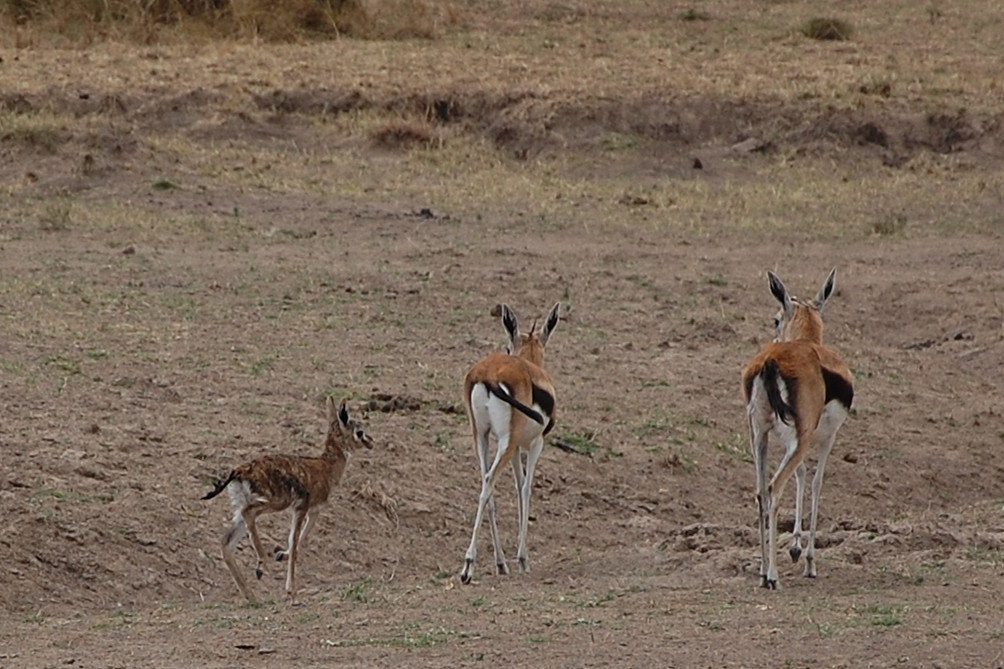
781;302;824;344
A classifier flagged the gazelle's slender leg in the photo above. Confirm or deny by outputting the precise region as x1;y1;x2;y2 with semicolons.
508;450;527;569
805;414;843;577
462;434;512;584
285;508;308;598
516;436;545;573
486;495;507;574
766;488;781;589
221;514;256;603
789;462;807;563
479;428;508;575
766;428;813;589
748;413;770;588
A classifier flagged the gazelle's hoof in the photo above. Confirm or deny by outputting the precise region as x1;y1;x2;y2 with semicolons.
496;562;509;576
255;567;264;580
460;559;474;584
274;546;288;562
788;545;802;563
518;557;529;574
759;575;778;590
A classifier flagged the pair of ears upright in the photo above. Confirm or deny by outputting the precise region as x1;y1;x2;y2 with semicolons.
496;302;562;352
768;268;837;318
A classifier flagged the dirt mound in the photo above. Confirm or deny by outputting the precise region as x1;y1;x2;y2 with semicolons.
5;85;1001;179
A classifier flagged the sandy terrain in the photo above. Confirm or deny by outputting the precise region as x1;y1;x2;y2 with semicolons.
1;2;1002;666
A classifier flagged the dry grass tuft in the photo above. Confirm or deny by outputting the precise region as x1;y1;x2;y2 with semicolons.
0;0;448;44
370;120;443;150
801;16;853;41
872;213;907;236
679;8;710;22
353;480;400;526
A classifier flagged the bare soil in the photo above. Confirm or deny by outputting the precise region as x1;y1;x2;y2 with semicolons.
1;4;1003;666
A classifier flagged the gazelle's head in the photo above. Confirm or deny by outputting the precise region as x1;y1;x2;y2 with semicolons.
497;302;561;367
325;397;373;452
767;269;836;344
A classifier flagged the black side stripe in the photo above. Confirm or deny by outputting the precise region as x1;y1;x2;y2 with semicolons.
532;385;556;435
485;383;546;426
822;368;854;409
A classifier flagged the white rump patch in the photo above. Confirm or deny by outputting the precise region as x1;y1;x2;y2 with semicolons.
226;480;266;515
747;375;796;445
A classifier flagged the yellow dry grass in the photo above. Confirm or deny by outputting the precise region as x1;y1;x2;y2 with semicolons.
1;0;1001;239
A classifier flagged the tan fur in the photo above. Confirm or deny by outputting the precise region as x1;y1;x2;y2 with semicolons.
204;398;372;603
463;352;556;470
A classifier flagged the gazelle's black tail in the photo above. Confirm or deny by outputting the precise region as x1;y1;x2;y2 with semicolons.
761;359;795;425
484;383;546;426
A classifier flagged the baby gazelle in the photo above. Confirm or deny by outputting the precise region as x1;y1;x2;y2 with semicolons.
461;302;561;584
203;398;373;602
742;269;854;589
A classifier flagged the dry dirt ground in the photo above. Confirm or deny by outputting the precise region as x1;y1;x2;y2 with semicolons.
1;2;1003;667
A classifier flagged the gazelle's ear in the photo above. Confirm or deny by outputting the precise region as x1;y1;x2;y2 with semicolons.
500;303;519;352
337;401;350;428
539;302;561;347
767;271;794;319
814;268;837;313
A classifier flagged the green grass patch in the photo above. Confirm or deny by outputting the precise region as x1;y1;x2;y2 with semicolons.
341;577;373;603
553;429;601;456
715;432;752;464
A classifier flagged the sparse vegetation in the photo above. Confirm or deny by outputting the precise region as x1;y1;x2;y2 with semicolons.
371;120;442;150
801;16;853;41
152;179;181;190
341;577;374;603
553;429;601;456
680;8;710;22
0;0;1002;664
0;0;448;43
873;213;907;236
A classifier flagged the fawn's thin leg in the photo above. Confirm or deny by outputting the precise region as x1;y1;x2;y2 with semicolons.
221;514;256;603
285;507;308;598
276;509;315;562
243;507;269;581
